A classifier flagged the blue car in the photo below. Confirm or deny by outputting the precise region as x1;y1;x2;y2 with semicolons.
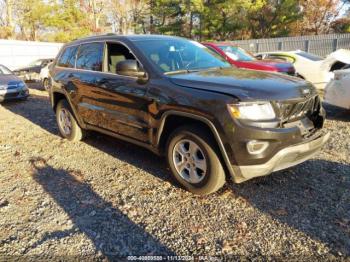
0;64;29;102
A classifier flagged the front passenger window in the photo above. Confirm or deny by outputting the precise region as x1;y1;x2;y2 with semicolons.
105;43;137;74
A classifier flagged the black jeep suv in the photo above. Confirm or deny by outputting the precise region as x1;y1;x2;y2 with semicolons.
49;34;329;195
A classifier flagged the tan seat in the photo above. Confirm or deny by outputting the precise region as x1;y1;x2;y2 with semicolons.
109;54;126;73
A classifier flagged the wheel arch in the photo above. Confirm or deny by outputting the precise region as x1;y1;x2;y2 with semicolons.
52;91;66;111
156;111;237;180
51;91;85;128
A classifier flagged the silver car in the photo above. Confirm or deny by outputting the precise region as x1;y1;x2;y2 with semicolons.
0;65;29;102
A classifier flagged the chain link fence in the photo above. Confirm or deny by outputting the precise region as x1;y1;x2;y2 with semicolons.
230;33;350;57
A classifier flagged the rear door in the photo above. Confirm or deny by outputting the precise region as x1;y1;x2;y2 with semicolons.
51;44;80;109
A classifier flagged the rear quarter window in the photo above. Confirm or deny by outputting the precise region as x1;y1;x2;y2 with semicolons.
57;46;78;68
76;43;104;71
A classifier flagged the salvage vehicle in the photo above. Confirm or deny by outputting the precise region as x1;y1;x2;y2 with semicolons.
202;42;295;75
13;58;54;82
0;64;29;102
256;49;350;90
324;68;350;110
49;35;329;195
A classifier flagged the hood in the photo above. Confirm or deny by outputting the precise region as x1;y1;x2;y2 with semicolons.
0;74;23;85
322;49;350;70
325;49;350;64
168;68;315;101
250;59;294;72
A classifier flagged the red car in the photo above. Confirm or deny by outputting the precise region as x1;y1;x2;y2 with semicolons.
203;42;296;75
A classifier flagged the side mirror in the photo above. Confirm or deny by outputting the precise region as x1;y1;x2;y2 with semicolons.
116;60;146;78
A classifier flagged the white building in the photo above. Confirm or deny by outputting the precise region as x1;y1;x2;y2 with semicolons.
0;39;63;70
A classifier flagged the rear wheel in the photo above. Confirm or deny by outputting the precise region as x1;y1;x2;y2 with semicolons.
56;99;85;141
166;126;226;195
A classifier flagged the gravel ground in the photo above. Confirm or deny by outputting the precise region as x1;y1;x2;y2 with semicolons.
0;84;349;260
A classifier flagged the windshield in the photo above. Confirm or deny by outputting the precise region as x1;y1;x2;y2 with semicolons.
296;51;323;61
0;65;13;75
133;38;231;73
29;60;43;66
218;46;255;61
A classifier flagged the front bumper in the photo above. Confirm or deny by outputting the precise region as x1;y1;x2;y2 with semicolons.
0;88;29;102
236;132;330;182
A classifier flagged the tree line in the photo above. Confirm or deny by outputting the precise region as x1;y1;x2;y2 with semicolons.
0;0;349;43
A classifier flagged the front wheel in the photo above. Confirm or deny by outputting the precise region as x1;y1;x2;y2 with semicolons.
166;126;226;195
56;99;85;141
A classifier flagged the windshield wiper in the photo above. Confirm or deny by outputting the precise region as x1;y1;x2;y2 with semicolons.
164;66;225;76
164;69;200;75
199;66;224;71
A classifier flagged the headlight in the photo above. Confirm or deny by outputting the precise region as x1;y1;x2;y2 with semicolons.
17;81;26;88
228;102;276;121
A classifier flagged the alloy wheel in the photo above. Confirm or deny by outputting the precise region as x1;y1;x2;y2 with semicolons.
58;108;72;136
172;139;207;184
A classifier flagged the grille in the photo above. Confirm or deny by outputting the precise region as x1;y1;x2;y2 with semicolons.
7;85;17;90
277;95;320;123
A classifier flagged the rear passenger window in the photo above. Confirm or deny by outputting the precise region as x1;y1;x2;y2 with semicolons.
57;46;78;68
76;43;104;71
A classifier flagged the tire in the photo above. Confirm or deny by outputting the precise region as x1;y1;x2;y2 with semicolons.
43;78;49;90
56;99;85;141
166;125;226;195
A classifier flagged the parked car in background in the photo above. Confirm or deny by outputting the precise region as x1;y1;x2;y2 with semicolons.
202;42;295;75
13;58;54;82
39;62;53;90
49;35;329;195
324;69;350;110
256;49;350;90
0;64;29;102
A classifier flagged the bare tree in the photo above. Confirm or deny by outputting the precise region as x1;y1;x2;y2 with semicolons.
108;0;148;34
0;0;15;38
80;0;108;33
298;0;345;35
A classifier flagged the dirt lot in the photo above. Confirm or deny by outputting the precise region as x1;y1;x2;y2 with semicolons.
0;85;349;260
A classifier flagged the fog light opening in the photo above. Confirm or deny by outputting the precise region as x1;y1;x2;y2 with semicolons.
246;140;269;155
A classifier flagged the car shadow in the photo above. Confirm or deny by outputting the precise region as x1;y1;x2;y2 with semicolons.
230;159;350;256
1;95;60;140
28;157;175;258
323;103;350;122
2;94;173;185
3;94;350;257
